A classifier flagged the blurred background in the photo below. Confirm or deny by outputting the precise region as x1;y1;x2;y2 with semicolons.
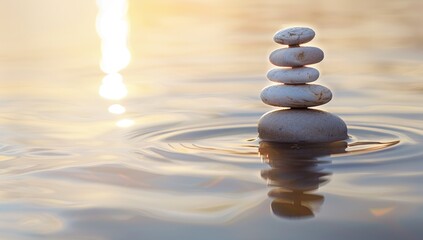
1;0;422;111
0;0;422;239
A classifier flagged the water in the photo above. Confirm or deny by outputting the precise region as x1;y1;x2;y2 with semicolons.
0;0;422;239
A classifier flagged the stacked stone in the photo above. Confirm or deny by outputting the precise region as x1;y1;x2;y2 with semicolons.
258;27;348;143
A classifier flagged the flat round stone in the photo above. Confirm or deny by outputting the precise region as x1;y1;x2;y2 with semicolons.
267;67;320;84
260;84;332;108
273;27;315;45
269;47;324;67
258;109;348;143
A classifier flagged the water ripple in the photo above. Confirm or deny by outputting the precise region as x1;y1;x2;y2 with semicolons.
128;119;422;171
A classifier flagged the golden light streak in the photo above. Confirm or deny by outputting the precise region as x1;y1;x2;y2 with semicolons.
96;0;131;74
97;0;133;126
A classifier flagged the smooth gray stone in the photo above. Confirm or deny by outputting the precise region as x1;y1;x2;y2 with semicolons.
258;109;348;143
274;27;315;45
267;67;320;84
260;84;332;108
269;47;324;67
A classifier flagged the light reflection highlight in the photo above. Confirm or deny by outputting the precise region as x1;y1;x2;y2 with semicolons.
370;207;395;217
97;0;133;126
116;119;135;128
99;73;128;100
96;0;131;74
108;104;126;115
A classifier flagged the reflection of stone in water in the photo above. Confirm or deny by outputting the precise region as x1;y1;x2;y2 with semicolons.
259;141;347;219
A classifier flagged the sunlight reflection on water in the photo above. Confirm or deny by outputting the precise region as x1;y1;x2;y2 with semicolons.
96;0;131;74
97;0;133;130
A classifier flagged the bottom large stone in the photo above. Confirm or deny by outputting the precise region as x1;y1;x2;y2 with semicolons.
258;109;348;143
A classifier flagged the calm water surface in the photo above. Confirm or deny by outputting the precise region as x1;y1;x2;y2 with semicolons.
0;0;422;239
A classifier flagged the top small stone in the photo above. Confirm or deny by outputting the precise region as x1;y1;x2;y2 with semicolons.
273;27;315;46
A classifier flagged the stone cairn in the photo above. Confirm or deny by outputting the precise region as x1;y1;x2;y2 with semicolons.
258;27;348;143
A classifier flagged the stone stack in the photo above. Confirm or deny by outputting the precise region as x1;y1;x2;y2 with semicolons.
258;27;348;143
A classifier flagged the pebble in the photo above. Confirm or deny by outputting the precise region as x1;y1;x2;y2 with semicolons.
267;67;319;84
269;47;324;67
273;27;315;46
260;84;332;108
258;109;348;143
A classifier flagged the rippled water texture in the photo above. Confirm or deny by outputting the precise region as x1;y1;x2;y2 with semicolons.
0;0;422;239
